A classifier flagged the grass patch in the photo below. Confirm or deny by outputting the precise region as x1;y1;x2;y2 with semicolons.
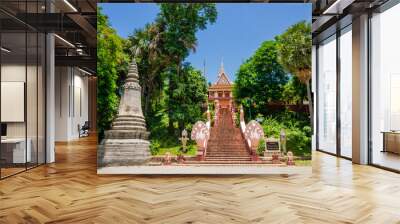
293;159;312;166
156;145;197;156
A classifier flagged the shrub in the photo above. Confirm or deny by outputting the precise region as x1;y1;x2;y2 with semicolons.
286;128;311;157
262;117;284;138
257;138;266;156
261;111;311;157
150;140;161;155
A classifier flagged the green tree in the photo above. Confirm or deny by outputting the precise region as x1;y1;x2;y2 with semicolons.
282;76;307;104
128;23;167;117
275;21;312;126
97;7;128;140
168;63;208;133
156;3;217;131
124;3;217;147
233;40;288;119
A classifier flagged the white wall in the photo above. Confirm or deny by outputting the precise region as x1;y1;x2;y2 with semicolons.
1;64;41;138
55;67;89;141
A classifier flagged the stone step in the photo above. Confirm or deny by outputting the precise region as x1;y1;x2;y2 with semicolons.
207;151;249;154
208;139;243;142
115;116;146;122
206;152;250;155
207;145;247;148
206;152;249;154
207;149;248;151
114;119;146;124
205;158;252;161
185;160;269;164
112;121;146;126
205;108;252;162
208;144;245;147
104;130;149;139
207;149;248;152
111;126;147;131
206;155;250;157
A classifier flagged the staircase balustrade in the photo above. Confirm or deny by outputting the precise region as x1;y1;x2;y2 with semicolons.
239;106;264;161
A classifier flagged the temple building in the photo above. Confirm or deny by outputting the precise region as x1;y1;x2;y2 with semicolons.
208;63;234;110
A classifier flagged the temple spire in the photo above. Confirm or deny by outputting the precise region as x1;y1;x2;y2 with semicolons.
219;58;225;74
126;58;139;81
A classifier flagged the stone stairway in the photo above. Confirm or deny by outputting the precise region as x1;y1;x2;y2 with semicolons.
201;108;254;164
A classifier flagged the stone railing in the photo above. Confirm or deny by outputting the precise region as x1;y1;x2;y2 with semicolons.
214;100;219;126
206;108;211;129
191;121;210;161
239;106;264;161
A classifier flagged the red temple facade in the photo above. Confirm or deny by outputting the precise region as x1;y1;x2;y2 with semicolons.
208;63;234;110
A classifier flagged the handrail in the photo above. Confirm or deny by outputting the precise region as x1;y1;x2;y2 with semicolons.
239;106;259;161
202;108;212;160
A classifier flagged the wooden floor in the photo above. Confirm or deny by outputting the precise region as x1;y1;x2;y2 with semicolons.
1;136;400;224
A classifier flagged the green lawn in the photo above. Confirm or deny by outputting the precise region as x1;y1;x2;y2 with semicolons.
293;159;312;166
156;145;197;156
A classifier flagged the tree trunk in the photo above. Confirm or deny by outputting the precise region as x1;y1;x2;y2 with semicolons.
306;78;314;131
144;71;156;117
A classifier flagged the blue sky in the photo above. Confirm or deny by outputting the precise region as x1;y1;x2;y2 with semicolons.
99;3;311;83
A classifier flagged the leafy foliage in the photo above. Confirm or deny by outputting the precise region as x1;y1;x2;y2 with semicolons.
275;21;312;83
260;111;311;157
97;7;128;140
150;139;161;155
257;138;266;156
233;40;288;118
282;76;307;104
167;64;208;133
276;21;313;127
233;26;312;157
125;3;217;151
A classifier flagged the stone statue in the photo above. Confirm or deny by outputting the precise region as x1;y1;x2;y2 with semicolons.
191;121;209;160
180;129;189;153
287;151;295;166
244;121;264;149
280;129;287;154
101;59;151;166
163;152;172;165
244;120;264;158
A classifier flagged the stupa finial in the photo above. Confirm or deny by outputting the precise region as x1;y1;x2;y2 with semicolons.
219;58;225;74
127;58;139;80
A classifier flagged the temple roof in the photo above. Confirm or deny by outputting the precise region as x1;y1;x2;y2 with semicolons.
213;61;232;86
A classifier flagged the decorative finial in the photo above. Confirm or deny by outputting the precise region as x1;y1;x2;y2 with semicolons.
126;58;139;81
219;58;224;74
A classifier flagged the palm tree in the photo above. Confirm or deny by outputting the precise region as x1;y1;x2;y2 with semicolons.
128;23;166;116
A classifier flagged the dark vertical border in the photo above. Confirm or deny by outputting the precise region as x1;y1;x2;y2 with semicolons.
36;1;39;168
336;27;341;157
44;0;48;164
315;44;319;151
44;41;47;164
0;20;2;179
25;0;28;171
367;10;373;165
